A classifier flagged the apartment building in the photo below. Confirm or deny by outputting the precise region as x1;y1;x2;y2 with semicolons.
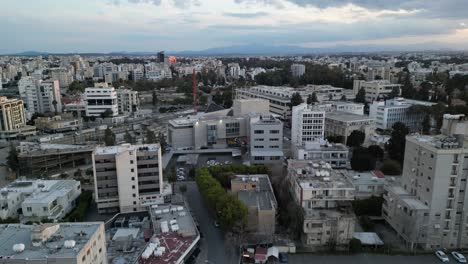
0;222;107;264
291;63;306;77
249;114;283;164
0;179;81;221
93;144;170;214
287;160;356;249
0;97;36;141
383;114;468;250
353;80;402;102
369;97;436;132
18;77;62;116
325;111;375;146
116;88;139;115
317;101;365;115
293;140;349;168
291;103;325;146
231;175;277;235
236;85;354;119
84;85;119;117
50;67;73;88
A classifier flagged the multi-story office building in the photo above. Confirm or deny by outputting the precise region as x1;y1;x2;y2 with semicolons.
291;63;306;77
369;97;436;132
353;80;402;102
383;114;468;250
325;111;375;146
194;116;248;149
93;144;170;214
287;160;356;249
236;85;354;119
116;88;139;115
0;97;36;141
0;179;81;221
291;103;325;146
231;174;277;235
249;114;283;164
0;222;107;264
84;85;119;117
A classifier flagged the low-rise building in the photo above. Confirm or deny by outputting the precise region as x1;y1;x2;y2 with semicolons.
344;170;388;199
325;111;375;146
231;175;277;235
93;144;171;214
34;113;82;133
249;115;283;164
353;80;402;103
0;179;81;221
293;140;349;168
369;97;436;132
287;159;356;250
232;99;269;117
317;101;365;115
0;222;107;264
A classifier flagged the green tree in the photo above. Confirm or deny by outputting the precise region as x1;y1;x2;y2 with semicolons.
100;109;114;119
368;145;384;161
387;122;409;164
355;88;366;103
157;132;167;154
347;130;366;148
145;129;157;144
307;92;318;104
380;159;402;175
152;90;158;106
340;94;347;101
6;143;19;174
350;147;376;171
124;130;134;144
422;114;431;134
388;86;400;99
179;184;187;194
104;128;116;146
52;100;58;114
167;168;177;186
401;74;416;99
290;92;303;109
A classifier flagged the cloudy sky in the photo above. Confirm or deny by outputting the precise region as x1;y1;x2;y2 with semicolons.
1;0;468;53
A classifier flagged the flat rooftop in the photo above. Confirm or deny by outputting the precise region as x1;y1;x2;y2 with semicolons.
300;141;348;152
232;175;277;211
1;179;79;204
288;160;354;190
408;134;461;150
95;144;160;155
325;111;374;122
0;223;102;260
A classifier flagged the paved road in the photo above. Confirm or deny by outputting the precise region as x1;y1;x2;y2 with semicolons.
290;253;446;264
183;181;238;264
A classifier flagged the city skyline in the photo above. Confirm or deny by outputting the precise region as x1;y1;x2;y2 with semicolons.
2;0;468;54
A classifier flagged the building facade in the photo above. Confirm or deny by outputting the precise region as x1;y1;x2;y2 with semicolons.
116;88;139;115
353;80;402;102
325;111;376;146
93;144;170;214
293;141;349;168
0;97;36;141
291;103;325;146
84;86;119;117
249;115;284;164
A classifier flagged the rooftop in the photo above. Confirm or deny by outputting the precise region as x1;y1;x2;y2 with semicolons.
95;143;160;155
232;175;277;211
325;111;374;122
408;134;461;150
299;140;348;152
0;223;102;260
288;160;354;190
343;170;391;186
18;142;94;157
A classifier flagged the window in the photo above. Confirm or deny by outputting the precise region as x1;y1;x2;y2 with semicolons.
133;194;136;197
270;130;280;134
131;168;134;173
130;160;134;164
27;207;32;212
131;177;135;181
133;201;137;205
132;185;135;189
254;130;264;134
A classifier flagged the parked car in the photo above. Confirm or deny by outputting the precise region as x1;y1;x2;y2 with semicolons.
452;252;466;263
279;252;288;263
436;251;450;263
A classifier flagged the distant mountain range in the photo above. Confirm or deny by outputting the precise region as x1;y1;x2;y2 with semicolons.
4;43;463;57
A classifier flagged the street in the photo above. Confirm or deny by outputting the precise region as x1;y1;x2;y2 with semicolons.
290;253;447;264
182;181;239;264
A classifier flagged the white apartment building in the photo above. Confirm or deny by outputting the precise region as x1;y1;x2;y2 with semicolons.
325;111;376;146
84;85;119;117
291;103;325;146
0;179;81;221
0;97;36;141
353;80;402;102
0;223;107;264
291;63;306;77
18;78;62;116
236;85;354;119
293;140;349;168
249;115;284;164
369;97;436;132
317;101;364;115
287;160;356;249
116;88;139;115
93;144;171;214
228;63;241;78
50;67;72;88
383;114;468;250
133;69;144;81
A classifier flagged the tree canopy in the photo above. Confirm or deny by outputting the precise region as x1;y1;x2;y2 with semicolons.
6;144;19;173
104;128;116;146
386;122;409;164
347;130;366;148
290;92;303;109
350;147;376;171
355;88;366;103
307;92;318;104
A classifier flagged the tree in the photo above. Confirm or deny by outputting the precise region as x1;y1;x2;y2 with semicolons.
124;130;134;144
401;74;416;99
388;86;400;99
74;169;82;177
340;94;347;101
367;145;384;161
167;168;177;186
422;114;431;134
387;122;409;164
179;184;187;194
6;143;19;174
349;238;362;253
145;129;157;144
100;109;114;119
52;100;58;114
355;88;366;103
350;147;376;171
157;132;167;154
104;128;116;146
347;130;366;148
290;92;303;109
307;92;318;104
152;90;158;106
380;159;402;175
